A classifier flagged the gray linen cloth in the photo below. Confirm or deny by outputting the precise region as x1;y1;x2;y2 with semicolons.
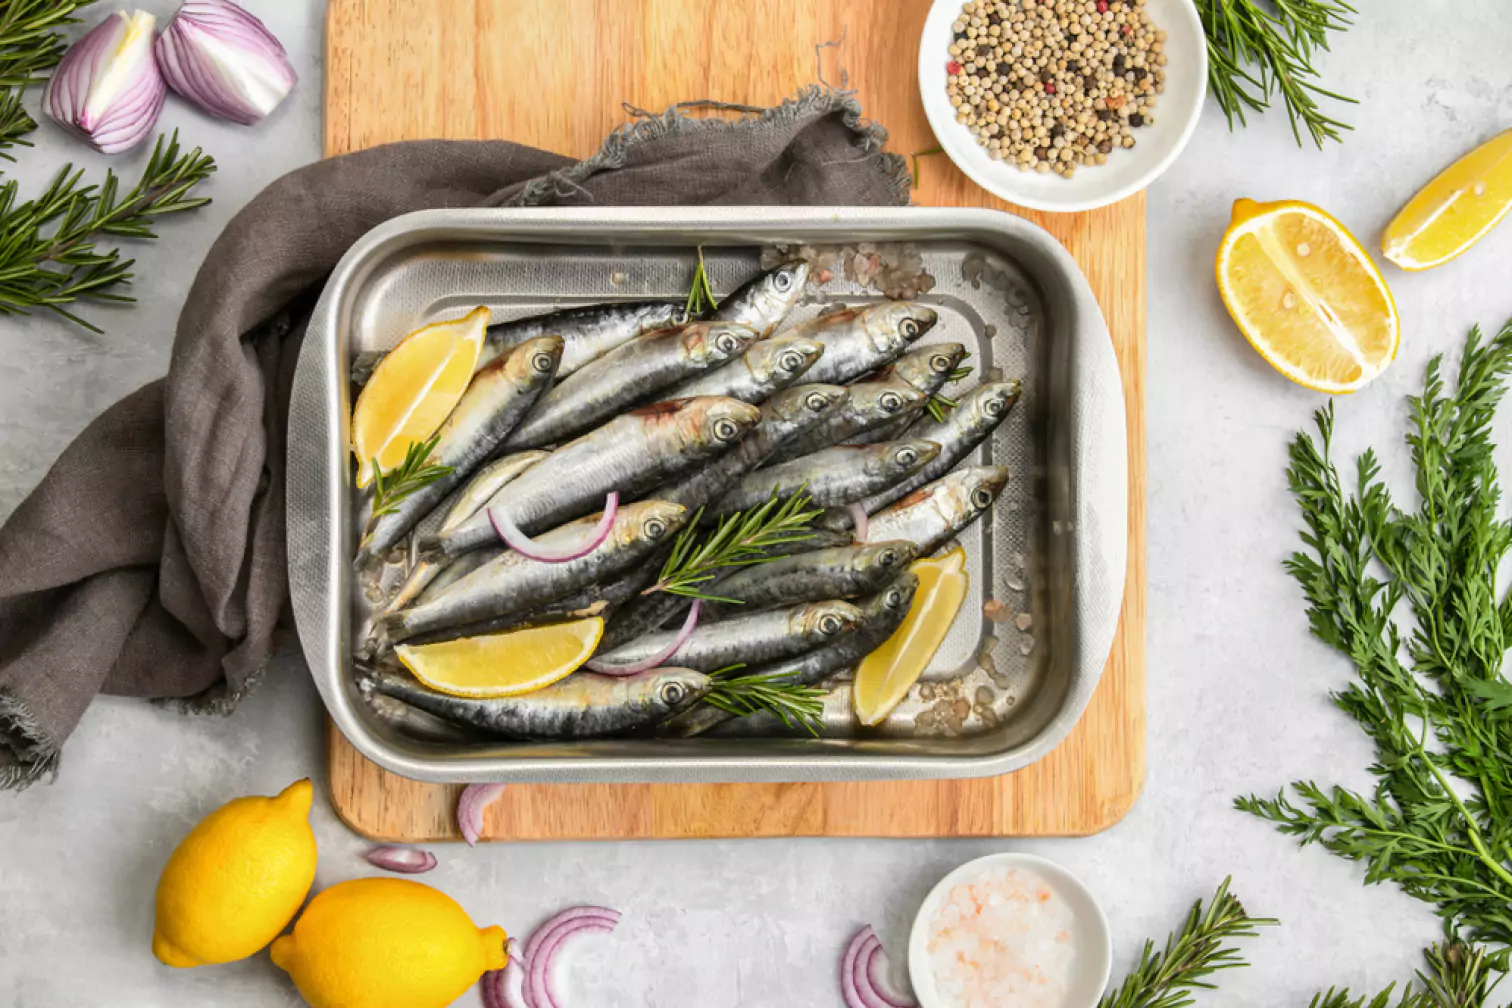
0;88;910;789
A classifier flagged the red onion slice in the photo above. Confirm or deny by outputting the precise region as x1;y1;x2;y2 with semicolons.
585;600;700;675
155;0;297;126
492;493;618;562
44;11;166;154
842;927;916;1008
841;927;870;1008
483;939;529;1008
457;783;507;846
363;845;437;874
848;502;870;543
525;912;619;1008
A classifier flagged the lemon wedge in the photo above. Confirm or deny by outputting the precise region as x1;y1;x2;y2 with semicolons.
352;307;488;487
1215;198;1399;394
853;547;967;726
395;618;603;698
1383;127;1512;271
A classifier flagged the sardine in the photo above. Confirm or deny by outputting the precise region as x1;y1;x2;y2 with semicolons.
655;384;849;512
430;397;760;558
848;343;969;444
699;541;919;620
862;381;1022;513
765;378;925;464
382;500;688;644
362;666;710;740
503;322;758;450
711;261;809;336
863;465;1010;555
358;680;486;745
782;302;938;386
708;440;942;517
358;338;562;561
664;573;919;737
591;599;864;674
664;333;824;403
475;300;690;377
597;527;855;653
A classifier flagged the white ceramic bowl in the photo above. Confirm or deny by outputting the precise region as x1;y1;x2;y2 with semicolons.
908;853;1112;1008
918;0;1208;212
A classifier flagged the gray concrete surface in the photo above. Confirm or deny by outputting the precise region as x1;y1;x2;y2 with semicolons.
3;1;1511;1005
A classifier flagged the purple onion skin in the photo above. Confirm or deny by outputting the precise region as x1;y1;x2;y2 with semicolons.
45;12;167;155
363;845;437;874
155;0;297;126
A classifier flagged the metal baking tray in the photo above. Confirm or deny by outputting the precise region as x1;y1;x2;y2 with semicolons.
287;207;1127;784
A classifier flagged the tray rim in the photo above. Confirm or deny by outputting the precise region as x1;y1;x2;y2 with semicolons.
286;205;1128;785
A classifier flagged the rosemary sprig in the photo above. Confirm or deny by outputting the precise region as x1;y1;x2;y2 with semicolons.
0;0;99;159
926;351;973;422
366;433;452;531
1239;321;1512;954
1098;877;1276;1008
703;665;826;735
909;146;945;189
1306;940;1502;1008
646;489;822;601
1196;0;1357;147
684;245;718;318
0;131;216;331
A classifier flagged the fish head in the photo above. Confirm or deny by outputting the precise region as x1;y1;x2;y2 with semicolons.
937;465;1011;525
685;321;759;367
853;380;926;421
961;379;1024;432
613;499;690;550
644;666;712;713
852;539;920;577
723;261;810;334
793;599;866;644
865;301;939;352
865;571;921;624
875;438;942;481
902;342;969;387
751;334;825;385
762;383;849;429
649;302;696;329
674;396;763;451
506;335;565;384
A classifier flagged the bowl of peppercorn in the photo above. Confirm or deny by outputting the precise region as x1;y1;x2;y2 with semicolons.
920;0;1207;213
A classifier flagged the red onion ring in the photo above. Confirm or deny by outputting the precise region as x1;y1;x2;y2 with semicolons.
363;845;437;874
585;599;700;675
841;927;869;1008
848;503;870;543
482;966;506;1008
491;493;618;562
501;939;530;1008
842;927;916;1008
522;907;622;1008
457;783;507;846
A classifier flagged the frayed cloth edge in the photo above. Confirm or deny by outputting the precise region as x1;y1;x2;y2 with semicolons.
0;688;60;791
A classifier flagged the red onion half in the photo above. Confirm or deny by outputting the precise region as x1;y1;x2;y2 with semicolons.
848;502;870;544
520;906;621;1008
45;11;166;154
492;493;618;563
364;845;437;874
457;783;507;847
155;0;297;126
585;599;700;675
842;927;916;1008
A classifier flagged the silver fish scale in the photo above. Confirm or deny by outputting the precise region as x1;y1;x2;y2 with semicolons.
592;599;863;673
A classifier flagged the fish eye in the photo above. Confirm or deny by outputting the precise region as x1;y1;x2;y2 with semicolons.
877;548;899;567
779;350;805;372
931;354;953;372
971;487;994;509
713;417;741;442
985;396;1006;416
900;319;919;338
886;587;905;607
644;519;668;540
674;306;692;324
805;392;831;411
896;447;919;467
773;267;795;292
880;391;904;413
660;682;687;705
532;352;555;373
819;614;843;635
716;333;741;354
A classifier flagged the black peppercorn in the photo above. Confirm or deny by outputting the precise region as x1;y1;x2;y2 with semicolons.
1128;113;1145;127
1112;55;1126;73
1039;69;1054;84
1097;140;1113;154
1096;108;1113;121
1035;147;1050;161
1049;124;1064;138
1132;67;1147;81
1066;59;1081;73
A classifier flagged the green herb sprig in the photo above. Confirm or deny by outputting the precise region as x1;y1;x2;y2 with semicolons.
0;131;215;331
1197;0;1357;147
647;489;822;602
909;146;945;189
704;665;826;735
684;245;718;318
0;0;100;160
1306;940;1502;1008
365;433;452;533
926;351;974;422
1097;877;1275;1008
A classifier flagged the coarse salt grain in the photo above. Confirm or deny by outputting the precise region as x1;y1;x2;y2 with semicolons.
925;866;1077;1008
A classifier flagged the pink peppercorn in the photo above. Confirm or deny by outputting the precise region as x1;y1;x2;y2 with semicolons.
1097;1;1108;9
947;60;962;74
1043;82;1055;93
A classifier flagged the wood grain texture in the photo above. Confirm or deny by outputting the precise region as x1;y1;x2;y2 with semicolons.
324;0;1147;841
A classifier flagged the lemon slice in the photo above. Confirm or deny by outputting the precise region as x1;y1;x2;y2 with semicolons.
853;547;967;726
352;307;488;487
1383;127;1512;271
395;618;602;698
1215;199;1399;394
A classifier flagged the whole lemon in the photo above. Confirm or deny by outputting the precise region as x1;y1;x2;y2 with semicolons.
271;877;507;1008
152;778;318;968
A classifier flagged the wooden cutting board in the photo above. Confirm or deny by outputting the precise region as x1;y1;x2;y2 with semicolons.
323;0;1146;841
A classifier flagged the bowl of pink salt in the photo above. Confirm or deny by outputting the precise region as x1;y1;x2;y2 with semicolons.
908;853;1111;1008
